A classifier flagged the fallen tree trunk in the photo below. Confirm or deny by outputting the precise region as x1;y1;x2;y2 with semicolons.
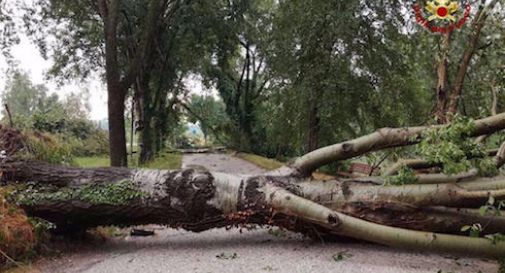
2;159;505;258
4;113;505;258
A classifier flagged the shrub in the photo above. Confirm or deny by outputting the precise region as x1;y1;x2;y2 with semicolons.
22;131;74;165
66;130;109;157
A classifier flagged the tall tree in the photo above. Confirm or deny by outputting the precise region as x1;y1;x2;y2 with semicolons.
97;0;168;166
434;0;500;123
23;0;172;166
201;0;272;152
263;0;433;157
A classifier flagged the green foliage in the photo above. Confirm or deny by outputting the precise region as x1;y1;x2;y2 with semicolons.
17;180;147;206
235;152;284;171
418;116;497;176
186;94;229;144
385;166;418;186
478;196;505;217
484;233;505;245
74;152;182;170
74;156;110;168
461;223;482;238
1;70;108;159
65;131;109;157
13;0;505;168
1;70;52;120
28;217;54;244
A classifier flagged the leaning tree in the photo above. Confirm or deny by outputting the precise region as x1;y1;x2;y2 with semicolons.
2;113;505;258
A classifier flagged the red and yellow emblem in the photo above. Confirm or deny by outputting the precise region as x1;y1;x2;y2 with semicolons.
413;0;471;33
426;0;459;21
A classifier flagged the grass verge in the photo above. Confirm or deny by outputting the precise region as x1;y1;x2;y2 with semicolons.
74;156;110;168
235;152;335;180
75;152;182;170
234;152;284;170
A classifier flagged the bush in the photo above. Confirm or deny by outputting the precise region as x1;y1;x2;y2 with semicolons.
22;131;74;165
65;131;109;157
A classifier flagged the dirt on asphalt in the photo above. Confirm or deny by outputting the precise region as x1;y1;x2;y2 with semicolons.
34;153;500;273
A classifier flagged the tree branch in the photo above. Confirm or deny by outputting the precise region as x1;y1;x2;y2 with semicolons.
292;113;505;176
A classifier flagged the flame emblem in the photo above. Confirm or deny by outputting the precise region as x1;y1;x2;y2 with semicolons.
426;0;460;22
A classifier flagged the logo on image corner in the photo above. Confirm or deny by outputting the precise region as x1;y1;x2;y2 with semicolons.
413;0;471;33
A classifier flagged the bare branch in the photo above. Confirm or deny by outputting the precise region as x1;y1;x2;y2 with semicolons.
495;141;505;168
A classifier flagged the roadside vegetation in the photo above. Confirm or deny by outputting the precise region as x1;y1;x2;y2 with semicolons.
234;152;284;171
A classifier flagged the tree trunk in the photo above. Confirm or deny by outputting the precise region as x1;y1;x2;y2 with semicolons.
3;158;505;258
108;87;128;167
435;32;451;124
306;91;320;152
98;0;128;167
136;76;155;164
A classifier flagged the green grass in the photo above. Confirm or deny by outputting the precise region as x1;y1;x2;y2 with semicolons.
74;156;110;168
142;152;182;169
235;152;335;180
75;152;182;170
499;259;505;273
235;152;284;170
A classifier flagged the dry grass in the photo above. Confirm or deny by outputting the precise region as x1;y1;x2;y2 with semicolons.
0;188;36;268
